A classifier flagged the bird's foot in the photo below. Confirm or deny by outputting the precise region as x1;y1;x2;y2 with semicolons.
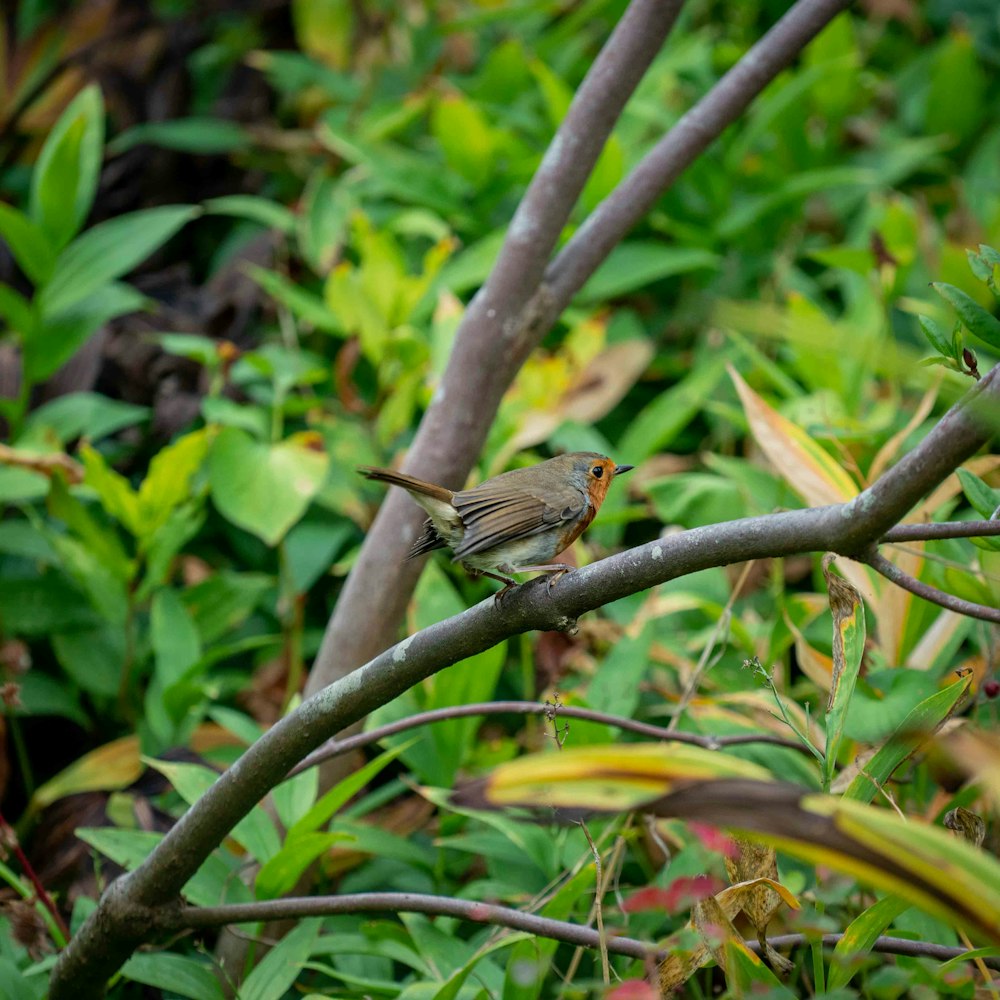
468;565;520;605
510;563;573;593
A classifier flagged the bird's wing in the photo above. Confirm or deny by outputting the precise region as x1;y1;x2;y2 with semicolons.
451;482;584;560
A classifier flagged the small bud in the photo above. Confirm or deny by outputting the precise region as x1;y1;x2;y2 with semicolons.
982;678;1000;699
962;347;980;380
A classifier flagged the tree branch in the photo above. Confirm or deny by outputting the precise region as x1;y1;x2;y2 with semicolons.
158;893;999;972
49;365;999;997
287;700;809;779
546;0;853;302
882;520;1000;542
864;550;1000;624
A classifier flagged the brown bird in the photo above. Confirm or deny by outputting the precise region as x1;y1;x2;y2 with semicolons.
360;452;633;598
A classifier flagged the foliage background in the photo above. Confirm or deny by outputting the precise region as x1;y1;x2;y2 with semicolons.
0;0;998;996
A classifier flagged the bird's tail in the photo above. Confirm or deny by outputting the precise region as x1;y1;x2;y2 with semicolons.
358;466;454;504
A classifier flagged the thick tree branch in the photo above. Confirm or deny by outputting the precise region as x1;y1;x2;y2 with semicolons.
864;550;1000;623
546;0;853;301
306;0;852;698
50;365;998;997
288;700;809;779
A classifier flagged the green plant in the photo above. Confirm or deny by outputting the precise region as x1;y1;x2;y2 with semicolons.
0;86;197;438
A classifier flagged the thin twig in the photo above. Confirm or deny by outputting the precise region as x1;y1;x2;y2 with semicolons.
882;521;1000;543
287;700;809;778
579;823;610;984
166;893;1000;970
864;550;1000;624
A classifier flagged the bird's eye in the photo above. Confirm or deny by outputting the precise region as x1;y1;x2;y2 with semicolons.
591;465;604;478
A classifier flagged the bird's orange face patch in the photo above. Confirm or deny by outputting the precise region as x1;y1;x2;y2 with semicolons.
584;457;619;507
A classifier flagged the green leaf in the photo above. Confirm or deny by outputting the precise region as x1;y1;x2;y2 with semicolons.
181;570;273;644
80;444;141;535
136;428;211;544
151;587;202;688
0;521;57;562
844;675;971;803
255;830;347;899
146;757;281;863
0;956;44;1000
23;392;149;445
439;228;505;296
23;282;148;383
201;396;270;438
29;84;104;250
926;30;987;145
208;428;330;545
46;530;130;625
156;332;220;366
0;572;98;636
827;895;911;989
290;742;415;838
141;502;207;594
122;952;224;1000
619;353;729;461
0;203;56;285
931;281;1000;351
109;118;252;156
431;93;496;185
587;625;652;719
956;470;1000;552
40;205;198;316
239;918;322;1000
918;315;955;359
271;756;318;830
0;466;49;503
16;671;89;725
52;626;125;699
503;866;595;1000
297;170;354;273
204;195;296;234
576;243;719;303
0;284;33;335
957;468;1000;519
47;475;134;583
967;247;995;285
723;941;794;996
75;827;250;906
283;517;354;594
247;265;343;335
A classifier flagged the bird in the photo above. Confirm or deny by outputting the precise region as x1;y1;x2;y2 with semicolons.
359;452;633;599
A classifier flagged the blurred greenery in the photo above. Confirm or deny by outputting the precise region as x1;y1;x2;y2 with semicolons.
0;1;998;997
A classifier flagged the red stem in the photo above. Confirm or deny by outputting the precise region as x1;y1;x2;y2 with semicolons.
0;810;70;942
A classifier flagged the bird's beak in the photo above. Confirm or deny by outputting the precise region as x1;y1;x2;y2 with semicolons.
614;464;634;476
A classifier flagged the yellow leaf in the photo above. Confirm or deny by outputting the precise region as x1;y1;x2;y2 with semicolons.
29;735;142;813
729;365;859;505
483;743;773;811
